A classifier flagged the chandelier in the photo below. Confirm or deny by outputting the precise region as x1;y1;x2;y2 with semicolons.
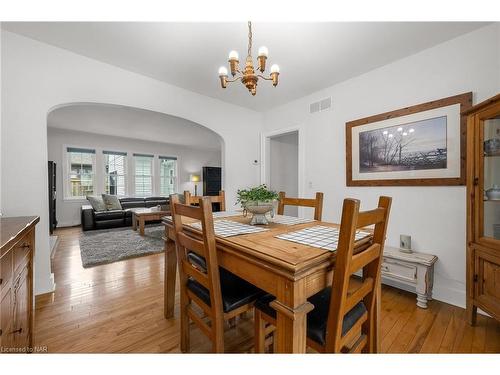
218;21;280;96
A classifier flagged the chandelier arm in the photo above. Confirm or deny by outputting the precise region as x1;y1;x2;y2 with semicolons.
226;76;242;83
257;74;273;81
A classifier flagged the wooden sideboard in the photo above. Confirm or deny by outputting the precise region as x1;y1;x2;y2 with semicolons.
0;216;39;353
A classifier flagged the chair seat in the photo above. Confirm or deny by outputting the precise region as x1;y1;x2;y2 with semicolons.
187;267;264;314
187;251;207;270
254;288;367;346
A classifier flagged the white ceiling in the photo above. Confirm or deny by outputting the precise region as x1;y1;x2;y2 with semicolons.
3;22;488;111
47;103;222;151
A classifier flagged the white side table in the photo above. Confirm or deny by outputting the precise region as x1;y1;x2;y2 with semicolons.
381;246;438;309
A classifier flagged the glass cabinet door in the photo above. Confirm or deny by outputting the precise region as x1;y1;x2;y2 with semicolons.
481;113;500;242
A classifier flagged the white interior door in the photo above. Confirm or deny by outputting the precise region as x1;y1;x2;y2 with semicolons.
268;131;299;216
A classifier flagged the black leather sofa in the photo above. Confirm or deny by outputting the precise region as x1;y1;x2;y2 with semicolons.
81;196;169;231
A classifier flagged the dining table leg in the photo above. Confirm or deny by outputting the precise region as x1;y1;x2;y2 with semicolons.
270;279;314;353
164;234;177;319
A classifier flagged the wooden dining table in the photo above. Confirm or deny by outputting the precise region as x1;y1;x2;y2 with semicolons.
162;214;378;353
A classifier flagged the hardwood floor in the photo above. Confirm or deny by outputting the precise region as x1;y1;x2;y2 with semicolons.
34;226;500;353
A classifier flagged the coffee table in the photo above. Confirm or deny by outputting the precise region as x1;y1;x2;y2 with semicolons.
131;208;170;236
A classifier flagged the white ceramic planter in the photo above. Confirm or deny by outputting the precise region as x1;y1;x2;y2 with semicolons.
244;200;275;225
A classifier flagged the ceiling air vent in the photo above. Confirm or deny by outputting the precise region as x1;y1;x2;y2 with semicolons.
309;97;332;114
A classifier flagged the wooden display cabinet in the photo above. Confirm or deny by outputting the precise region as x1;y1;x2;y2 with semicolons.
465;94;500;325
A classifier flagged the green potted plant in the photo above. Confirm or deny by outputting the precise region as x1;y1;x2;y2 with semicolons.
236;184;279;225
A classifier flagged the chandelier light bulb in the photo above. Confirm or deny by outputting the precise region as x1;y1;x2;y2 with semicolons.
271;64;280;73
258;46;268;57
218;66;228;77
228;50;239;61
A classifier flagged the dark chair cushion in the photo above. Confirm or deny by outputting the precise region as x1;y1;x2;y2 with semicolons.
94;210;125;221
186;268;264;313
187;252;207;270
255;288;367;346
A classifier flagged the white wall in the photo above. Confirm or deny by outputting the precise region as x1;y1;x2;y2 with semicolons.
1;31;262;295
262;24;500;308
47;127;221;227
270;132;299;216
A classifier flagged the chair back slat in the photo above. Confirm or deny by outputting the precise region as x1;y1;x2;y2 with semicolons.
277;191;324;220
174;203;204;221
324;196;392;353
355;208;386;229
344;277;373;313
184;190;226;211
177;232;206;256
181;259;210;289
349;243;380;274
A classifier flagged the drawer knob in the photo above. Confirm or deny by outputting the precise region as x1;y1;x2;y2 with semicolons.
0;278;3;285
11;327;22;334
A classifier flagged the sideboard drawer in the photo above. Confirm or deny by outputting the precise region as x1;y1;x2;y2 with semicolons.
381;259;417;283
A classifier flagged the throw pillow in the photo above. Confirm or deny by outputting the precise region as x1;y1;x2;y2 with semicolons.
102;194;123;211
86;195;107;212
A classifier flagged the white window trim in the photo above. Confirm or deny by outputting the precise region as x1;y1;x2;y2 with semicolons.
158;156;179;196
103;151;128;196
132;153;155;197
63;144;97;201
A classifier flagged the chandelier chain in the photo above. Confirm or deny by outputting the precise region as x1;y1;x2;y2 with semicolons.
247;21;252;57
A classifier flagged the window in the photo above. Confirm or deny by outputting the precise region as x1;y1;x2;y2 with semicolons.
104;151;127;196
66;147;95;198
134;154;153;197
159;156;177;196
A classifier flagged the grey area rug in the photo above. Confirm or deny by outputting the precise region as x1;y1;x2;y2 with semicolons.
79;225;164;268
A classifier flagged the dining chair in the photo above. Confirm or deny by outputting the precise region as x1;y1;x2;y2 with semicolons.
170;194;263;353
277;191;324;220
184;190;226;211
254;196;392;353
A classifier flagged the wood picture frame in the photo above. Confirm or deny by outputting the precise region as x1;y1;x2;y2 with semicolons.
346;92;472;186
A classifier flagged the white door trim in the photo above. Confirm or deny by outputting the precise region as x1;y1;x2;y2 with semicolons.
260;126;305;213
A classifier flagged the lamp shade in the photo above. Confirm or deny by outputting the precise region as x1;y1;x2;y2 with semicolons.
190;174;201;183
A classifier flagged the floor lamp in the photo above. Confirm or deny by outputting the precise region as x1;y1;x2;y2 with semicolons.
190;174;200;196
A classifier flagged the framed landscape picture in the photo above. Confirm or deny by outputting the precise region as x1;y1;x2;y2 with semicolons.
346;92;472;186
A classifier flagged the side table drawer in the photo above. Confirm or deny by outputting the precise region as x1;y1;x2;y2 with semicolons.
381;259;417;283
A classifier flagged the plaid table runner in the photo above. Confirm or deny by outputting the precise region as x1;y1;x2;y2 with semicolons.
270;215;315;226
275;225;371;252
189;220;269;238
211;211;242;219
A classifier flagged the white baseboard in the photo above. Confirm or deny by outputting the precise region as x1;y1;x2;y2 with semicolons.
35;273;56;296
432;283;466;309
49;235;59;259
